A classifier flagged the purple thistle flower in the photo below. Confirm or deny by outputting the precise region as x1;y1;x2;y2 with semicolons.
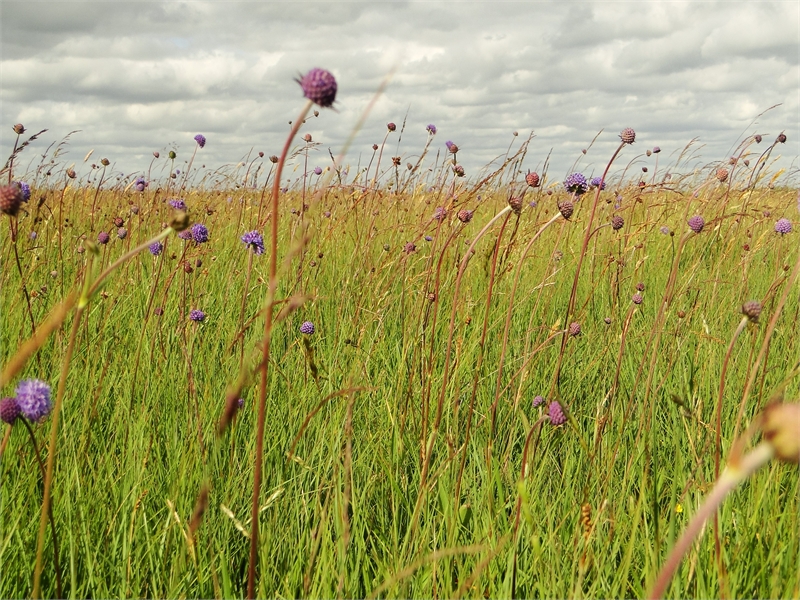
97;231;110;245
189;309;206;322
775;218;792;235
149;241;164;256
178;229;192;241
194;134;206;148
191;223;209;244
533;395;545;408
313;166;322;175
134;177;147;192
117;227;128;240
688;215;705;234
632;292;643;305
426;124;437;135
15;379;52;422
241;230;265;255
297;68;337;108
169;198;187;210
300;321;315;335
564;172;588;196
0;397;21;424
548;401;567;426
589;176;606;190
14;181;31;202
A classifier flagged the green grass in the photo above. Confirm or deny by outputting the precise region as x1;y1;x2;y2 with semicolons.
1;168;799;598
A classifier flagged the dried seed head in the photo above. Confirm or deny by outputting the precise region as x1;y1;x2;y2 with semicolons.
619;127;636;144
632;292;643;305
0;397;21;424
169;150;177;159
508;196;523;214
611;215;624;231
269;155;279;163
387;122;396;132
754;134;762;143
716;168;729;182
568;322;581;337
761;402;800;463
525;171;540;187
403;242;416;254
688;215;705;234
0;184;24;216
66;168;77;179
303;133;312;143
453;164;465;177
12;123;25;135
101;158;110;166
558;199;574;220
777;133;787;144
457;209;474;223
741;300;762;323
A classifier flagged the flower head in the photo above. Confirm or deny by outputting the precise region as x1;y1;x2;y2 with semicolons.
611;215;624;231
564;172;588;195
149;241;164;256
169;198;187;211
775;218;792;235
404;242;416;254
0;184;24;216
178;229;192;241
457;209;474;223
589;176;606;190
559;200;574;220
15;379;52;422
652;146;661;154
426;124;437;135
14;181;31;202
194;134;206;148
117;228;128;240
433;206;447;221
300;321;315;335
525;171;540;188
191;223;209;244
313;166;322;175
241;230;265;255
660;226;670;235
568;322;581;337
97;231;110;245
134;177;147;192
548;401;567;426
632;292;643;305
619;127;636;144
297;68;337;108
716;168;729;182
688;215;705;234
387;122;396;132
189;309;206;322
742;300;762;323
533;395;545;408
0;397;21;424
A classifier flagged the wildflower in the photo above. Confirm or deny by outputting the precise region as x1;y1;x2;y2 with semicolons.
12;123;25;134
611;215;625;231
525;171;540;188
533;395;545;408
559;200;574;220
169;199;187;210
424;235;433;242
97;231;110;245
117;228;128;240
15;379;52;422
564;172;588;195
548;401;567;426
130;205;140;215
191;223;209;244
457;209;474;223
134;177;147;192
189;309;206;322
446;141;459;153
14;181;31;202
777;133;787;144
716;168;729;182
741;300;762;323
569;322;581;337
632;293;643;305
619;127;636;144
636;282;645;291
0;397;21;424
387;122;396;132
775;218;792;235
297;68;337;108
589;176;606;190
426;124;437;135
508;196;523;213
178;229;193;241
653;146;661;154
66;168;77;179
303;134;312;143
241;230;265;255
194;134;206;148
0;184;23;216
660;226;670;235
404;242;416;254
313;166;322;175
149;241;164;256
453;165;465;177
688;215;705;234
299;321;315;335
433;206;447;221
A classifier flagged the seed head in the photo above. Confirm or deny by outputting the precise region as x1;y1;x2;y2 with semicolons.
113;216;124;228
0;397;21;424
716;168;729;182
564;172;588;195
777;133;787;144
0;184;24;216
300;321;315;335
558;200;574;220
404;242;416;254
372;144;379;151
97;231;110;245
652;146;661;154
754;134;762;144
646;150;652;157
189;309;206;322
688;215;705;234
525;171;540;187
632;292;643;305
446;141;459;154
117;228;128;240
636;282;645;291
533;395;545;408
741;300;762;323
433;206;447;221
548;401;567;426
611;215;624;231
13;123;25;135
619;127;636;144
775;218;792;235
457;209;473;223
761;402;800;463
568;322;581;337
15;379;52;422
387;122;396;132
66;168;77;179
508;195;523;214
297;68;337;108
453;165;465;177
241;230;265;255
269;155;279;163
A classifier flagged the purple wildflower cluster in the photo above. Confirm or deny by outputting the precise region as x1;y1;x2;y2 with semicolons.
775;218;792;235
297;68;337;108
169;199;187;210
241;230;265;255
564;172;588;195
189;309;206;322
194;134;206;148
300;321;315;335
589;176;606;190
191;223;209;244
1;379;53;424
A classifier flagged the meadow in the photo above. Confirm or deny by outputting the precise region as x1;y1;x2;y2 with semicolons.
1;77;799;598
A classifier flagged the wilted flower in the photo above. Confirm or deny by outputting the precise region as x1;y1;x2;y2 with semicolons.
149;241;164;256
191;223;209;244
117;228;128;240
716;168;729;182
569;322;581;337
619;127;636;144
297;68;337;108
457;209;474;223
754;134;763;143
777;133;787;144
189;309;206;322
178;229;192;241
404;242;416;254
15;379;52;422
0;184;24;216
688;215;705;234
741;300;762;323
241;230;265;255
611;215;624;230
299;321;315;335
453;165;465;177
559;200;574;220
632;293;643;305
564;172;588;195
775;218;792;235
433;206;447;221
387;122;396;132
12;123;25;135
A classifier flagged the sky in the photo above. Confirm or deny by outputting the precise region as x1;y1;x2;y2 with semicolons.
2;0;799;189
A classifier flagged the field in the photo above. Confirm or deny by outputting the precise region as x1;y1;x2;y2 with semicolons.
1;114;799;599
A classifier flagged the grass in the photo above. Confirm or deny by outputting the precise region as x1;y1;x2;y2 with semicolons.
1;119;799;599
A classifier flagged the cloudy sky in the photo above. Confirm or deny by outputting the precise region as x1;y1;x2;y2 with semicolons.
2;0;798;188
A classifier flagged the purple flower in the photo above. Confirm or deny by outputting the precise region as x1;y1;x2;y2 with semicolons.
117;227;128;240
426;124;437;135
297;68;337;108
237;398;245;408
533;395;545;408
15;379;52;422
589;176;606;190
775;218;792;235
14;181;31;202
424;235;433;242
445;140;454;150
178;229;192;241
652;146;661;154
194;134;206;148
404;242;416;254
688;215;705;234
0;397;21;424
97;231;110;245
29;231;37;240
191;223;209;244
568;322;581;337
564;172;588;196
632;293;643;305
149;241;164;256
300;321;315;335
169;198;187;210
189;309;206;322
313;166;322;175
548;401;567;426
660;226;670;235
433;206;447;221
134;177;147;192
241;230;265;255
